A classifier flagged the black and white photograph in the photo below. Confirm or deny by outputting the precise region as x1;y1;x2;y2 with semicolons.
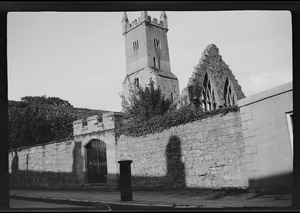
0;1;297;211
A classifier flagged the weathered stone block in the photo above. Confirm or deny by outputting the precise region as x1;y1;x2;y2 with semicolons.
245;145;257;154
205;155;213;161
245;154;253;163
246;161;259;171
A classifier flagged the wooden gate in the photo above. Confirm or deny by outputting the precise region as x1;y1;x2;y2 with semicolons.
85;139;107;183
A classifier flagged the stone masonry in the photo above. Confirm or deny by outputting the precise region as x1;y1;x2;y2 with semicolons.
9;140;80;189
117;111;248;190
9;110;249;191
9;112;124;189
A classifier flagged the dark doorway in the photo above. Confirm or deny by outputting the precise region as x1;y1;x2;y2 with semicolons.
85;139;107;183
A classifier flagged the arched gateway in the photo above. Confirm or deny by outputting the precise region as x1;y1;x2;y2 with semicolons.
73;112;124;187
85;139;107;183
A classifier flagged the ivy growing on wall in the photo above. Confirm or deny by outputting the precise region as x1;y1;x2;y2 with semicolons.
116;105;239;137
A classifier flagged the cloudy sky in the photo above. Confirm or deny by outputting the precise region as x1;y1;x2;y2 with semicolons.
7;11;292;112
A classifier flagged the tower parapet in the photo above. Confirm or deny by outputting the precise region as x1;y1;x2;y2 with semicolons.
122;11;168;35
122;12;129;34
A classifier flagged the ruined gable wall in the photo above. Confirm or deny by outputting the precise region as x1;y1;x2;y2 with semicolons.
179;44;245;107
193;44;245;101
117;111;248;190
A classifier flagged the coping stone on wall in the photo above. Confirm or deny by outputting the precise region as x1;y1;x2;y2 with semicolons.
238;82;292;107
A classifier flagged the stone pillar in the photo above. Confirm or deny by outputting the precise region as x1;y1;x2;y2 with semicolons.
102;112;123;186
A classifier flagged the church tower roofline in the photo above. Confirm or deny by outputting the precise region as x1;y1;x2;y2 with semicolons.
122;11;169;35
121;11;129;23
122;11;129;34
160;11;168;31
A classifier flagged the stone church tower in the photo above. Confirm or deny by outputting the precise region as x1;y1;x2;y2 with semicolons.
121;11;180;103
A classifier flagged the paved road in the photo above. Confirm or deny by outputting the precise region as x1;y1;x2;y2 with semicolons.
5;197;294;211
10;188;293;209
7;198;209;211
10;198;85;208
8;198;107;211
7;198;189;211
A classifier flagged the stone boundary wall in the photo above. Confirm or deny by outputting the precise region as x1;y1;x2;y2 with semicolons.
9;140;80;189
117;111;248;190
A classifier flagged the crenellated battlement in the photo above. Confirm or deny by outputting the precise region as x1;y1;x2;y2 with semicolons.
128;16;165;29
123;12;168;34
73;112;123;136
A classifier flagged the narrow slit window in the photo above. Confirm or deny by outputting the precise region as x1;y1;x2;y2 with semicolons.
134;78;139;88
133;40;139;51
153;57;160;69
154;38;161;49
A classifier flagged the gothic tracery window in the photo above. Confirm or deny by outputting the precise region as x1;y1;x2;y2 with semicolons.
224;77;236;107
202;73;217;111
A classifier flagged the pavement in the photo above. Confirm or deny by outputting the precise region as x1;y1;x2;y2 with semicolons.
9;188;294;210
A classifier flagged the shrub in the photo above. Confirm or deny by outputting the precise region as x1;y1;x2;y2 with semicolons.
121;79;173;124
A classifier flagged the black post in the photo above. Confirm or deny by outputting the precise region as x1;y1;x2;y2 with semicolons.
118;160;133;201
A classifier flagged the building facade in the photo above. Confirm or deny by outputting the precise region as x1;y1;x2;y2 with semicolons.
238;82;293;193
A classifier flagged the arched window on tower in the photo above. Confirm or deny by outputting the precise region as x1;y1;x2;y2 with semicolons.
223;77;236;107
202;73;217;111
154;38;161;49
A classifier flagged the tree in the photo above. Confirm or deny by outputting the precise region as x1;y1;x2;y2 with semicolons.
121;79;173;124
21;95;73;107
8;96;78;149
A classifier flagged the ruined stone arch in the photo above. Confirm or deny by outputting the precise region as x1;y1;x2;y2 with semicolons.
202;72;217;111
223;77;237;107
